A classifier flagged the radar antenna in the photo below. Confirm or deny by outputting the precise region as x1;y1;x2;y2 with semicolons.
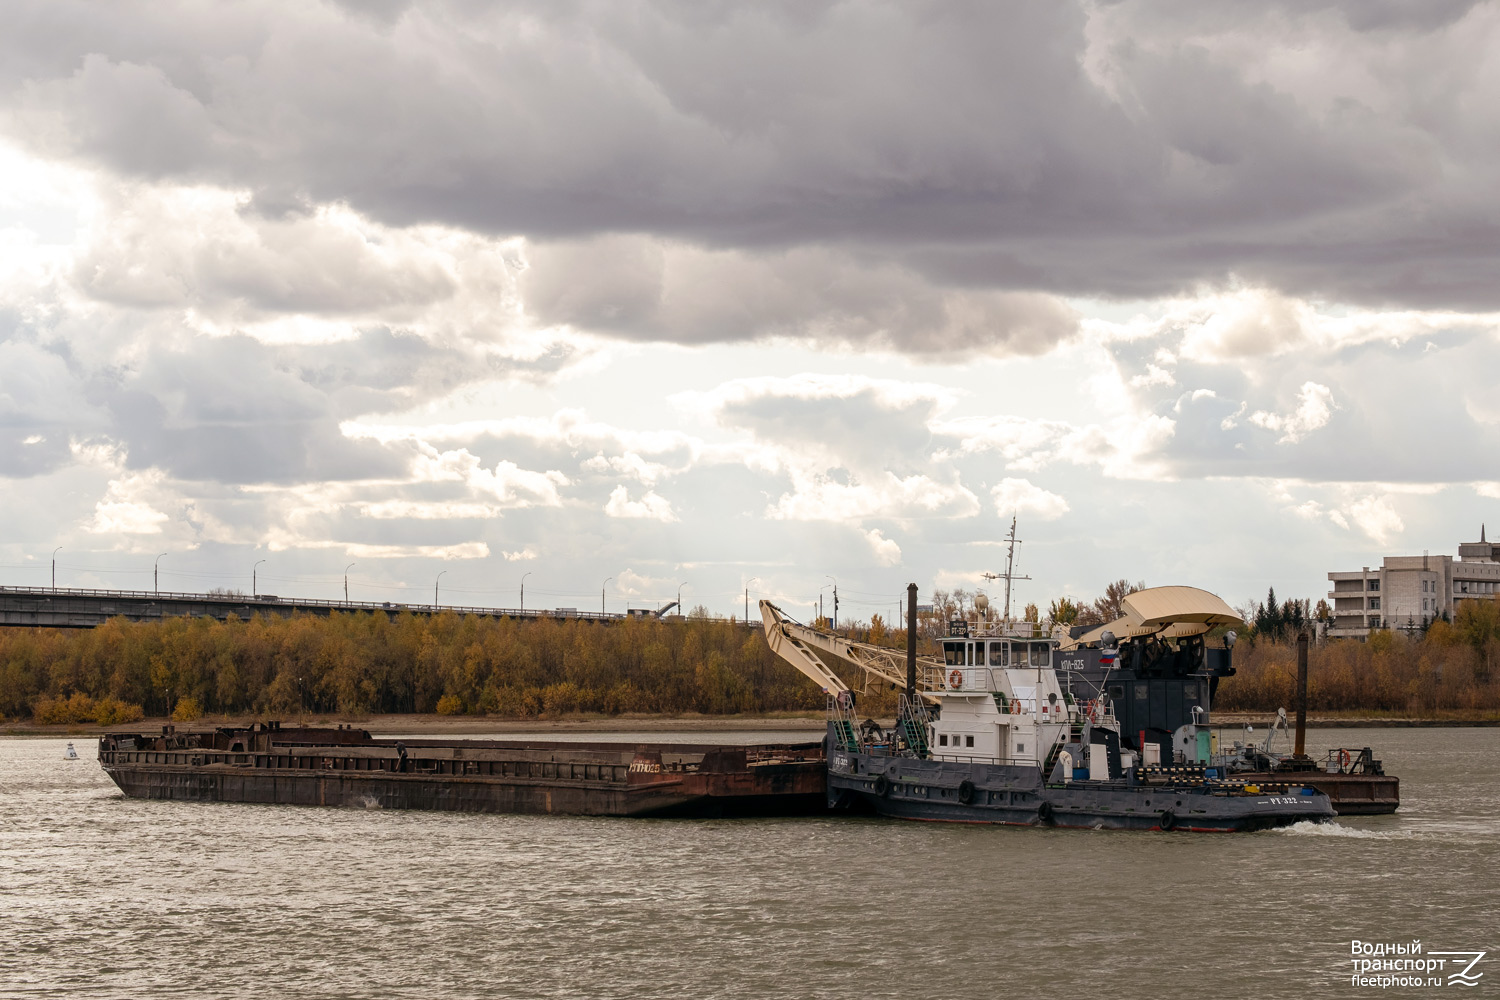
993;515;1031;621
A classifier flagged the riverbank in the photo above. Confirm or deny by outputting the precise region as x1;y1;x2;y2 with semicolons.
0;711;831;738
1209;710;1500;728
5;708;1500;737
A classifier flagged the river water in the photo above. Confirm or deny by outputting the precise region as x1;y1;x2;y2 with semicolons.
1;727;1496;999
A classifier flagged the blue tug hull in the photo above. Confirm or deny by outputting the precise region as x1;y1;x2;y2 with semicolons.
827;744;1335;832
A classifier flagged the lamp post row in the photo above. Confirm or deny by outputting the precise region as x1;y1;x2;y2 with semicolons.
35;552;743;618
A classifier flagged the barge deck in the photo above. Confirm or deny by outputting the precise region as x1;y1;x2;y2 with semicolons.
98;723;827;818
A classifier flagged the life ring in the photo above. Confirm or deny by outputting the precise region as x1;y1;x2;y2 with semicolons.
1036;800;1055;825
1338;749;1352;770
1158;809;1177;831
873;773;891;797
948;669;963;689
957;779;975;805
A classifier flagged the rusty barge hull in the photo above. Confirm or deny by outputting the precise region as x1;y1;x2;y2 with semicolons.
1233;771;1399;815
98;724;828;819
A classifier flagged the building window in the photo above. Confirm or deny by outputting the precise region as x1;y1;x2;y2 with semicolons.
1368;580;1380;592
1369;598;1380;610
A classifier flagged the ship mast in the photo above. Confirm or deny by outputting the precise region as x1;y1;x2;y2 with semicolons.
994;515;1030;622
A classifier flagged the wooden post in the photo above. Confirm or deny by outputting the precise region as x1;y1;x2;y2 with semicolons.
1294;630;1309;758
905;583;918;700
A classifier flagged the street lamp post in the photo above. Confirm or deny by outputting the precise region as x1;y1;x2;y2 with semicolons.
344;563;355;604
603;577;613;616
825;575;839;629
155;553;166;595
521;571;531;614
253;559;266;598
51;547;61;591
435;570;447;610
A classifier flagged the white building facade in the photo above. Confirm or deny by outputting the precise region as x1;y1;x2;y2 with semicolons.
1327;528;1500;639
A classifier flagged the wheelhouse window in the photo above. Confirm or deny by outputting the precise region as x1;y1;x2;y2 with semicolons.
943;643;964;666
988;642;1007;666
1029;644;1050;667
965;735;975;748
939;734;948;746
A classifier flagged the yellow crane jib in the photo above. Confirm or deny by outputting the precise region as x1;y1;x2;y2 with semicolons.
758;600;940;703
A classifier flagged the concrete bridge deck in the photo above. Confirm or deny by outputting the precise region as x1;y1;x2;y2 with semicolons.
0;585;731;630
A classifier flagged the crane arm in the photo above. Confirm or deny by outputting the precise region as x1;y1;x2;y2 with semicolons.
759;600;940;703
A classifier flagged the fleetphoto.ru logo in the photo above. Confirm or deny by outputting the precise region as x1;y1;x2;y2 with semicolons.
1349;940;1486;989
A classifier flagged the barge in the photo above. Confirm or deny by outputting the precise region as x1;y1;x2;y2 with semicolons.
98;723;827;818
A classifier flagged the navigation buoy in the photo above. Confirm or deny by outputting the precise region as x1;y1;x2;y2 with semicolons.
64;742;78;761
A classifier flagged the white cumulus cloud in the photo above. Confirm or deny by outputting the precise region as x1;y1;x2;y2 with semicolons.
1348;495;1404;546
864;528;902;567
604;485;678;522
990;478;1070;521
1248;382;1336;444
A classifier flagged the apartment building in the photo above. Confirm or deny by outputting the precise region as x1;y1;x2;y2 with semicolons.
1327;527;1500;638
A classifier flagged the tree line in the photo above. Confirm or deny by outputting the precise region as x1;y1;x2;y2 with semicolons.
2;610;827;724
7;593;1498;724
1215;596;1500;714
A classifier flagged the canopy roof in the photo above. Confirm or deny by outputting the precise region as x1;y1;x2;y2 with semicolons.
1062;586;1243;649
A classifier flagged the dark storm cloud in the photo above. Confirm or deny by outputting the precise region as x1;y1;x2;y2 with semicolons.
6;0;1500;315
88;334;406;484
0;318;552;484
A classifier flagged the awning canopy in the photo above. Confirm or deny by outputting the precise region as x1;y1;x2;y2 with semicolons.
1060;586;1243;649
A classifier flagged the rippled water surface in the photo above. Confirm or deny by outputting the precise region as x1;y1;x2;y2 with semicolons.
3;728;1497;998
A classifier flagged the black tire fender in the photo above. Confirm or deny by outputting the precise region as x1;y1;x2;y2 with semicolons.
957;779;975;805
1158;809;1177;831
873;773;891;797
1036;800;1055;825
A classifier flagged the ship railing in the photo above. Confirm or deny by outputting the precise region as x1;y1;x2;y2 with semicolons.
1322;746;1382;775
939;666;1006;692
918;749;1038;769
826;692;862;752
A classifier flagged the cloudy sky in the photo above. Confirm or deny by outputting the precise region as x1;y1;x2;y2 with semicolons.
3;0;1498;621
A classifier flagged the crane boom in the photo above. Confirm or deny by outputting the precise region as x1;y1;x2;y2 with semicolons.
759;600;940;703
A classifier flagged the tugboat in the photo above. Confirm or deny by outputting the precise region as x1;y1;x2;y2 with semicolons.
761;586;1335;832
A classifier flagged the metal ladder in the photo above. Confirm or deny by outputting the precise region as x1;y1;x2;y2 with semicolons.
827;694;861;752
896;694;931;758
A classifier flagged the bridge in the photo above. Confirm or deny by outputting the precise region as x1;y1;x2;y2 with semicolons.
0;585;734;630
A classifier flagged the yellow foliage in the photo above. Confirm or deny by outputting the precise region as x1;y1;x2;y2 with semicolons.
171;696;202;722
435;693;463;716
